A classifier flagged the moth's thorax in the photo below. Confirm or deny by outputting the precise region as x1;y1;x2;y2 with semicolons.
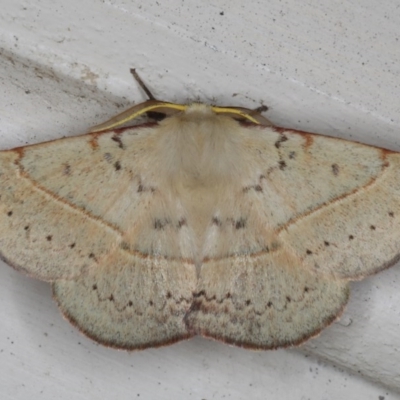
155;104;245;187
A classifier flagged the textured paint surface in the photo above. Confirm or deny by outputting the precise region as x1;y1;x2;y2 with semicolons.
1;103;399;350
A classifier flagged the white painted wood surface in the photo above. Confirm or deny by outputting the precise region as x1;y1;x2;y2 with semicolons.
0;1;399;398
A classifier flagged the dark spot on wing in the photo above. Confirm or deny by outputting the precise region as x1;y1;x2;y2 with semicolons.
278;160;287;170
177;218;187;228
370;225;376;230
267;301;273;307
389;211;394;217
331;163;339;176
92;284;97;290
46;235;52;241
104;152;113;163
63;164;71;175
262;246;270;253
120;241;130;250
275;134;288;149
270;241;280;251
349;235;354;240
212;217;222;226
7;211;13;216
128;300;133;306
243;184;263;193
114;161;121;171
235;218;247;229
111;135;124;149
154;220;163;230
69;242;76;249
306;249;312;255
324;241;330;246
286;296;291;303
109;294;114;301
24;225;29;230
137;180;156;193
154;219;170;230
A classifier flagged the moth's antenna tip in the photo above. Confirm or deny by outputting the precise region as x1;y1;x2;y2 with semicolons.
130;68;156;101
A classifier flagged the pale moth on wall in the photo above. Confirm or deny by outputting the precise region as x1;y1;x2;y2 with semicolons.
0;70;399;350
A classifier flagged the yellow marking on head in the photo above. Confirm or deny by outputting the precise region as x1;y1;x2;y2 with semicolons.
89;101;263;133
210;106;260;124
89;102;187;133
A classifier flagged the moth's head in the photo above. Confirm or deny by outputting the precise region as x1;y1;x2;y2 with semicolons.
89;100;272;133
143;101;271;125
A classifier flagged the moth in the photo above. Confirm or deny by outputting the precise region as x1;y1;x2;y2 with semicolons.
0;70;399;350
